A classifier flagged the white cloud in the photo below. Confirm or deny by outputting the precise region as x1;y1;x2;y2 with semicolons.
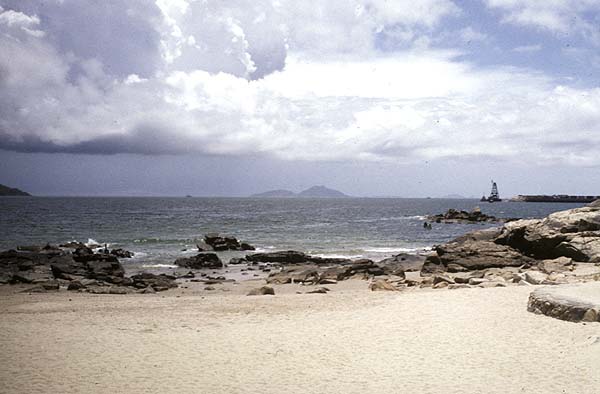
485;0;600;43
2;1;600;168
459;27;487;43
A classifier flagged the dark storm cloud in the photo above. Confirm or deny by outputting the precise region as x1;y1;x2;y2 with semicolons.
1;0;163;78
0;124;194;155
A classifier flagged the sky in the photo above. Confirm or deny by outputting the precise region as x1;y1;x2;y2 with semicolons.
1;0;600;197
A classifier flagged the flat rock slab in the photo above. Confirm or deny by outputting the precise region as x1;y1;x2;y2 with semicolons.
528;282;600;323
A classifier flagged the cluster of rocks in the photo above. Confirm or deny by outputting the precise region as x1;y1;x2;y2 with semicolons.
420;201;600;289
428;207;514;224
0;244;175;294
196;234;255;252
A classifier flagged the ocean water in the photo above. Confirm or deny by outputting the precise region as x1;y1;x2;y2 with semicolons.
0;197;585;274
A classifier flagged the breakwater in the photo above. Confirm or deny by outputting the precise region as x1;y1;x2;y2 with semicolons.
511;195;600;203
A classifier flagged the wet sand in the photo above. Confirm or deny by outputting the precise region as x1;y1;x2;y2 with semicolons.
1;281;599;394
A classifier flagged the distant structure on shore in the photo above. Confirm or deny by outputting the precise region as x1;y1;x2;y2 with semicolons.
510;195;600;203
251;185;349;198
0;184;31;196
480;180;502;203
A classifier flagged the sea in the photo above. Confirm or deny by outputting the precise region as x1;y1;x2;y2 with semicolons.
0;197;585;276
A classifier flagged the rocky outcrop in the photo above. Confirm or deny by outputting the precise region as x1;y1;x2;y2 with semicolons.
421;203;600;276
174;253;223;269
201;234;255;251
428;207;514;223
0;246;177;293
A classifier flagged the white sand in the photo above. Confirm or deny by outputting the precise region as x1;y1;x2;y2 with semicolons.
1;282;599;394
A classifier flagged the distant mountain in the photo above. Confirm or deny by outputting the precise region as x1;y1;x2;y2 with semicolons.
297;185;348;198
251;185;349;198
0;184;31;196
251;189;296;198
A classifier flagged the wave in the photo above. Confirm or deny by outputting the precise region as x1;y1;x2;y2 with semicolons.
141;264;178;269
351;215;426;223
362;246;431;254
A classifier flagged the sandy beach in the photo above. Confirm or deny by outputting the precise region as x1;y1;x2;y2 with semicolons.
1;282;599;394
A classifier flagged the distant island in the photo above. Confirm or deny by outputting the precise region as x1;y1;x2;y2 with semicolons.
252;185;349;198
0;184;31;196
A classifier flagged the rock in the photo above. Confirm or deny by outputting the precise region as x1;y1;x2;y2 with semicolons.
174;253;223;269
432;275;455;285
378;253;424;272
67;281;84;291
527;283;600;322
495;206;600;261
12;265;53;283
59;241;88;249
130;273;177;291
246;251;311;264
110;248;133;258
240;242;255;251
139;286;156;294
204;286;216;291
468;277;488;285
448;284;471;290
228;258;247;265
203;234;255;251
306;287;330;294
428;208;507;223
538;257;574;274
524;271;548;285
420;254;446;276
247;286;275;296
478;281;506;288
369;280;399;291
433;281;449;289
267;267;320;284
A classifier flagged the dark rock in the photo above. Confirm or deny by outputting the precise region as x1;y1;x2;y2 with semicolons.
246;251;310;264
428;208;510;224
247;286;275;296
67;281;84;291
203;233;255;251
421;254;446;276
240;242;255;251
228;257;247;265
59;241;88;249
174;253;223;269
306;287;330;294
130;273;177;291
110;248;134;258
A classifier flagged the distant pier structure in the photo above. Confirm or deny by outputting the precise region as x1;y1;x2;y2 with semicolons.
481;180;502;203
510;195;600;203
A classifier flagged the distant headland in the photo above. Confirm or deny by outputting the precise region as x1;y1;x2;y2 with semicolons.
0;184;31;196
251;185;349;198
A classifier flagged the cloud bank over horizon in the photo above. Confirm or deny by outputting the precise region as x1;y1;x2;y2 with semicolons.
1;0;600;168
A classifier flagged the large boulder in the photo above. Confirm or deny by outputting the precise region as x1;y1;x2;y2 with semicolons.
377;253;425;272
174;253;223;269
495;206;600;261
434;239;532;271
